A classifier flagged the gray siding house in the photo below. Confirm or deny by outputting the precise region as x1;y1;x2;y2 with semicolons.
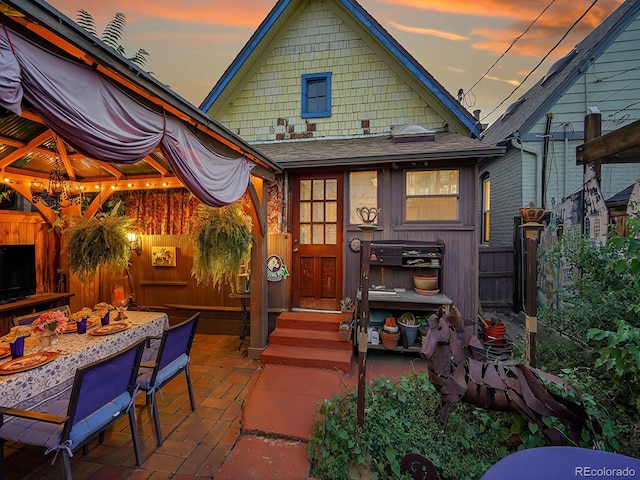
480;0;640;248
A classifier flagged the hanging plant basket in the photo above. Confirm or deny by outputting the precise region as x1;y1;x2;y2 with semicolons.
190;200;254;291
63;202;134;281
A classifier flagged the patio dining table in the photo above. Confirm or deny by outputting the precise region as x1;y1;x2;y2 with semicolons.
0;310;168;410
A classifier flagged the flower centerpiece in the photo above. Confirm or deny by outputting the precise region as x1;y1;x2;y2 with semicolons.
33;310;68;336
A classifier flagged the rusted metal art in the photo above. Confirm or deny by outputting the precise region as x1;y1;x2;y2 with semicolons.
420;307;590;445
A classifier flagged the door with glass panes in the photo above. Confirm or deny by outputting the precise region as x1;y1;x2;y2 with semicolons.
291;173;343;310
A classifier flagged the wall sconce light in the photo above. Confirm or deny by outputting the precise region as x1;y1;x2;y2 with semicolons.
127;233;142;255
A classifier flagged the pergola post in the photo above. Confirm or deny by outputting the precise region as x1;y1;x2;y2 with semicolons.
247;177;269;360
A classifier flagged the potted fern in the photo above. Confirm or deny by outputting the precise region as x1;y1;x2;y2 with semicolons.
190;200;253;291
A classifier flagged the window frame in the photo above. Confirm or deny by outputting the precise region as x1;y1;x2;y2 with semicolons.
481;174;491;243
403;169;460;223
301;72;332;118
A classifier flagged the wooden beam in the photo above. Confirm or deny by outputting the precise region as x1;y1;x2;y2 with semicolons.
577;119;640;165
0;131;52;169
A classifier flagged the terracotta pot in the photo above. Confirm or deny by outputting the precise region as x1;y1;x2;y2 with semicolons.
380;330;400;350
482;319;506;345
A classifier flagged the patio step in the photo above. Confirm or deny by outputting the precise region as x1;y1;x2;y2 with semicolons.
263;311;353;373
275;310;342;331
261;344;353;373
269;328;352;351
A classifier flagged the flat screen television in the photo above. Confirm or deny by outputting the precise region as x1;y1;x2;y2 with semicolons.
0;244;37;304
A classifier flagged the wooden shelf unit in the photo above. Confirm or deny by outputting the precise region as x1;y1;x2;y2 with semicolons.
357;240;451;353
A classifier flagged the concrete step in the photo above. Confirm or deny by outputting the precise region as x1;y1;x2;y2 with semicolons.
275;311;341;331
268;327;352;351
261;344;353;373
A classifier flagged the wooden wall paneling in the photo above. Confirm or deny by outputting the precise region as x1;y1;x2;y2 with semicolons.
267;233;291;310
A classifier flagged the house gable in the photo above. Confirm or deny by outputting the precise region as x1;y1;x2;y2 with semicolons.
201;0;479;141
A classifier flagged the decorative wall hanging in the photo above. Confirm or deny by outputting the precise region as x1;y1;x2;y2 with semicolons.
152;246;176;267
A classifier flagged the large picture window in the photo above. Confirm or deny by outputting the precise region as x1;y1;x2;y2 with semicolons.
301;73;331;118
405;170;459;221
349;171;378;225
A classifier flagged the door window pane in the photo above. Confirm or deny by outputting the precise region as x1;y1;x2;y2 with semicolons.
312;202;324;222
312;224;324;244
300;202;311;223
313;180;325;200
325;224;337;245
300;180;312;201
326;201;337;222
300;224;311;244
326;179;337;200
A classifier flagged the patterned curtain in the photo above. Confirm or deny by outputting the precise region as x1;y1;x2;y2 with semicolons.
125;189;200;235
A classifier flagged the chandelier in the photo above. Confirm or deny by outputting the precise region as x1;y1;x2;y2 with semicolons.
30;158;81;211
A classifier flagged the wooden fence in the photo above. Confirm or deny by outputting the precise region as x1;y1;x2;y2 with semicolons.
479;247;515;311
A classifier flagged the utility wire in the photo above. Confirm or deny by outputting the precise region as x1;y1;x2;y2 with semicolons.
482;0;600;123
466;0;556;96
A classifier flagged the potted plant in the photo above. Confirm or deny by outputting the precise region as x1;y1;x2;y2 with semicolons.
63;201;134;281
340;296;355;322
190;200;253;291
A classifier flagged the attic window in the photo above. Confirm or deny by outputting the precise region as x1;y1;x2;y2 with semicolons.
302;73;331;118
542;48;578;84
392;124;435;143
501;97;526;119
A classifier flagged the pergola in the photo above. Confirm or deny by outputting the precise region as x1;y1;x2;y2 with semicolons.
0;0;282;359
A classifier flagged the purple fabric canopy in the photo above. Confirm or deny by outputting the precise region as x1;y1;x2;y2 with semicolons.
0;26;253;207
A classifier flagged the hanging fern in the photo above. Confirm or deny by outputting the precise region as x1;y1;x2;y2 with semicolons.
64;202;134;281
190;201;253;290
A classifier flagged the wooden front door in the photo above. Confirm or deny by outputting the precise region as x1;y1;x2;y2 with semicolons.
291;173;343;310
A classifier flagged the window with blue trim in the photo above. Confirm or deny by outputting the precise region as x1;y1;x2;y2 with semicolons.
302;73;331;118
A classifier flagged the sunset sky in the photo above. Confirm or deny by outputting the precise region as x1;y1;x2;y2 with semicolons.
46;0;623;126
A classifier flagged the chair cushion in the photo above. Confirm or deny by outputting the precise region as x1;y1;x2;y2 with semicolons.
137;353;188;391
0;391;132;450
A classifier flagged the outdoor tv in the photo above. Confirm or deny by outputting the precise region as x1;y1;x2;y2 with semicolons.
0;244;37;304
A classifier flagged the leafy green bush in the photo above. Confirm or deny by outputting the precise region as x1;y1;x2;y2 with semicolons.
308;371;513;480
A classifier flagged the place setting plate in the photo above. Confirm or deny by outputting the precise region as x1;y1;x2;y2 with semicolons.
0;351;58;375
62;317;99;334
0;345;10;359
88;322;131;336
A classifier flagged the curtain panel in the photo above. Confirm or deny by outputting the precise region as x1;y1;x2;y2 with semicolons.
125;189;200;235
0;26;253;207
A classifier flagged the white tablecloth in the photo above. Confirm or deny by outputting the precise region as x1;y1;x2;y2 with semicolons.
0;311;168;409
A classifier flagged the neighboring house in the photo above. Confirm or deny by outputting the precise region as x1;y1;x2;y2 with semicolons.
200;0;504;321
480;0;640;248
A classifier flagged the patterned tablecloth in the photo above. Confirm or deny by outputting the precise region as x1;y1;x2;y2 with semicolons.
0;311;168;409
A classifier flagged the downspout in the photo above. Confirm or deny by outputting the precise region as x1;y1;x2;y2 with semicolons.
541;113;553;210
563;123;569;199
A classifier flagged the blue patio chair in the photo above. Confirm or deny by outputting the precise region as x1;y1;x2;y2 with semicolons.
481;446;640;480
136;312;199;446
0;339;146;479
13;305;71;326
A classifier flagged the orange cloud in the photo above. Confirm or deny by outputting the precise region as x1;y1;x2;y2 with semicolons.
388;21;468;41
381;0;623;57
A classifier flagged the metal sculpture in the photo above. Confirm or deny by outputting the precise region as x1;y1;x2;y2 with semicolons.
420;307;590;445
